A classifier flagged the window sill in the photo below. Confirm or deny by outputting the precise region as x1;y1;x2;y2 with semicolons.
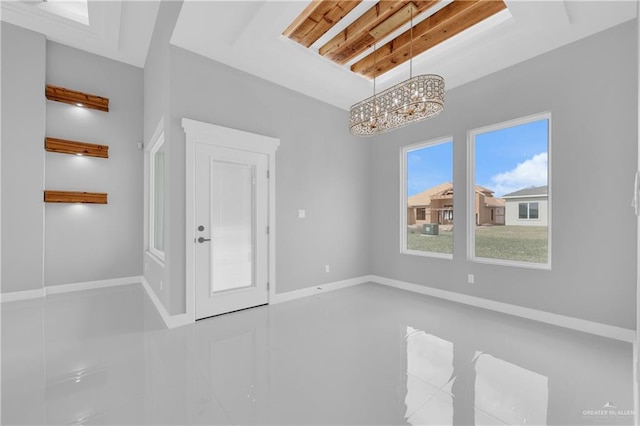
470;256;551;270
146;250;165;267
402;249;453;260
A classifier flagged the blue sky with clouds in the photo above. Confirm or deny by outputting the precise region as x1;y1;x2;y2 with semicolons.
406;141;453;196
407;118;548;197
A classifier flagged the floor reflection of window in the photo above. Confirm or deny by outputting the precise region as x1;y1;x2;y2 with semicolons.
474;352;549;425
405;326;454;426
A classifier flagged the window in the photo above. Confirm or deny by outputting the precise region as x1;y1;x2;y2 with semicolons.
469;113;550;268
518;203;528;219
401;137;454;258
519;202;539;220
148;132;165;261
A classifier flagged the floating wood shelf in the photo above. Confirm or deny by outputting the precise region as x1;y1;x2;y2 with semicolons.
44;191;108;204
45;137;109;158
45;84;109;112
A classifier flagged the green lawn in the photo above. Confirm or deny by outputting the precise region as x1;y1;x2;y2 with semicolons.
407;228;453;255
475;226;548;263
407;225;548;263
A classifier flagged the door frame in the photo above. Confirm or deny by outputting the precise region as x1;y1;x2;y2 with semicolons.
183;118;279;323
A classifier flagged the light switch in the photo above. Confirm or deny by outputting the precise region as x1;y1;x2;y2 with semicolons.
298;210;306;218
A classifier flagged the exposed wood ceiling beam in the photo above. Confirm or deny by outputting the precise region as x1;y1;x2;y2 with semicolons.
319;0;439;65
350;0;508;79
369;2;419;40
283;0;363;48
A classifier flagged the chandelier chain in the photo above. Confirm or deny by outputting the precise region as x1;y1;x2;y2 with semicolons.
410;8;413;79
372;40;378;122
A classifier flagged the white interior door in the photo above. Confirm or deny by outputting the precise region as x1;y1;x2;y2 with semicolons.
195;144;269;319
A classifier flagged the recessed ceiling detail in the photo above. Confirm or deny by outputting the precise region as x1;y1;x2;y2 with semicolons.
170;1;634;111
284;0;508;79
319;1;438;65
32;0;89;25
282;0;363;48
1;0;160;68
352;0;508;79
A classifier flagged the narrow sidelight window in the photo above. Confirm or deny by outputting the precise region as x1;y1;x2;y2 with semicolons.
149;132;165;261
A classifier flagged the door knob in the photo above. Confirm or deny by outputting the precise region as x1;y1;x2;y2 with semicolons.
197;237;211;243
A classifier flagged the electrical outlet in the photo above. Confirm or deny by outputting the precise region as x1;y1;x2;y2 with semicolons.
325;265;330;273
468;274;475;284
298;209;306;218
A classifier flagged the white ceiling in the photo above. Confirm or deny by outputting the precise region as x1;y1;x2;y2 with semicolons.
171;0;638;110
2;1;637;110
1;0;160;68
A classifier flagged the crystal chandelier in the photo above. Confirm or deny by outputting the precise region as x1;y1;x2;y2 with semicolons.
349;10;445;137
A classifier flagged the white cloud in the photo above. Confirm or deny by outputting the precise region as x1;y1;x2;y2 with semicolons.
490;152;548;197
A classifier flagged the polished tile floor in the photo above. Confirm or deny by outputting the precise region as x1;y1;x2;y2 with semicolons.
1;283;636;425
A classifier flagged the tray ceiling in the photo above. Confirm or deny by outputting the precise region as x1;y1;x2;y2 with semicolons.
283;0;508;79
1;0;160;68
171;0;636;111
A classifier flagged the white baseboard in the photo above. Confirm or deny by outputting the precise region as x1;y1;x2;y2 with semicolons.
141;277;192;329
271;275;372;304
371;275;636;343
0;276;141;302
141;275;371;329
4;273;633;343
46;276;141;295
0;288;45;302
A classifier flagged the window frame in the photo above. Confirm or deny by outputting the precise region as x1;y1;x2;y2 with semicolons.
147;130;165;263
400;136;454;259
467;112;552;270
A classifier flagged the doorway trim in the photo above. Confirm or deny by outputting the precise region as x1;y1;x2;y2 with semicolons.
182;118;280;323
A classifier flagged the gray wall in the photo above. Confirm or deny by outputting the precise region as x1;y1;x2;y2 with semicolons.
636;14;640;383
44;42;144;286
3;12;636;332
158;47;371;315
142;0;182;313
1;23;143;295
370;21;638;329
143;0;371;316
1;23;46;293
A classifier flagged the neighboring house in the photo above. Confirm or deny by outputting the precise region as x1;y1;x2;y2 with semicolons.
474;185;506;226
502;186;548;226
407;182;505;226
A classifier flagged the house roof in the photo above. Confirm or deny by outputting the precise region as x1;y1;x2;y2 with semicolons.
475;185;495;195
407;182;452;207
484;197;506;208
502;185;548;198
408;182;504;207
